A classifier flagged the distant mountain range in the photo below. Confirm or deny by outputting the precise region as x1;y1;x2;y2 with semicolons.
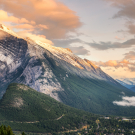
116;78;135;92
131;86;135;92
0;24;135;116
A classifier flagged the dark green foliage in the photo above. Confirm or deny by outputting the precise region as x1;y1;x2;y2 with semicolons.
21;132;26;135
0;125;14;135
0;84;135;134
42;53;135;116
0;83;98;133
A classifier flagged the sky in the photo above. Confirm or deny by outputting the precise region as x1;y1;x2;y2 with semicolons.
0;0;135;79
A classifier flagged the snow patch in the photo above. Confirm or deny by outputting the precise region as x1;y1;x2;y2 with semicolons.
0;24;20;38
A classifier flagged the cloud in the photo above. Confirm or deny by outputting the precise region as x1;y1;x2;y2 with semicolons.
94;60;130;68
17;31;53;45
52;37;135;55
52;38;83;47
94;59;135;72
52;38;90;55
113;96;135;106
104;0;135;19
127;23;135;34
120;59;130;64
104;0;135;35
87;38;135;50
53;37;135;51
114;3;135;20
124;51;135;60
0;0;81;39
14;24;34;30
128;66;135;72
0;10;53;44
68;46;90;55
0;10;31;24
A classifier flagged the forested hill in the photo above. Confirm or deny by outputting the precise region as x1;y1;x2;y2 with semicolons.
0;83;98;133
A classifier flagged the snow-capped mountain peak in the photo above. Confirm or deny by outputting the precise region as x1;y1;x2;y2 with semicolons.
116;78;135;89
0;24;20;38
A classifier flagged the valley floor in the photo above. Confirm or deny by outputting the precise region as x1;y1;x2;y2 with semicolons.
12;116;135;135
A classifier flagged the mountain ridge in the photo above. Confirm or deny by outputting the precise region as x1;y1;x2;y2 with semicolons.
0;24;135;116
116;78;135;91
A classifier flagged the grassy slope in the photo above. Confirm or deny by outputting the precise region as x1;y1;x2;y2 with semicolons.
43;54;135;116
0;83;98;133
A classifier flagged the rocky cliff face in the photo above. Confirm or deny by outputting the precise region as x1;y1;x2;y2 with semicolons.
0;25;64;101
0;28;28;97
0;24;118;99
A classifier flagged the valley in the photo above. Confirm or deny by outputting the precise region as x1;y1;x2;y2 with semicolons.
0;83;135;135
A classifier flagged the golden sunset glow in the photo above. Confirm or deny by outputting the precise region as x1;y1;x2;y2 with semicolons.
1;0;135;79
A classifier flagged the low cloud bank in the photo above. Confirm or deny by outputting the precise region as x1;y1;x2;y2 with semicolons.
113;96;135;106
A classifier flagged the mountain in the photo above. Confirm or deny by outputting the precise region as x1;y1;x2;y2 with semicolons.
0;24;135;116
0;83;98;133
130;86;135;92
116;78;135;90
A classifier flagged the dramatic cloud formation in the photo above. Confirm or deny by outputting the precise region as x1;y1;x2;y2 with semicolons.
113;96;135;106
104;0;135;35
18;31;53;45
87;38;135;50
0;10;53;44
53;36;135;54
53;37;135;51
105;0;135;19
0;0;81;39
94;59;130;68
93;59;135;73
0;10;33;24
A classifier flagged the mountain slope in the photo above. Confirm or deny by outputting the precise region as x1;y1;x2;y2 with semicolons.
0;83;98;133
116;78;135;92
0;24;135;116
40;55;135;116
130;86;135;92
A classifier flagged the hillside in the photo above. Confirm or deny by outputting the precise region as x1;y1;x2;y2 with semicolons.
0;24;135;116
0;83;98;133
1;84;135;135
